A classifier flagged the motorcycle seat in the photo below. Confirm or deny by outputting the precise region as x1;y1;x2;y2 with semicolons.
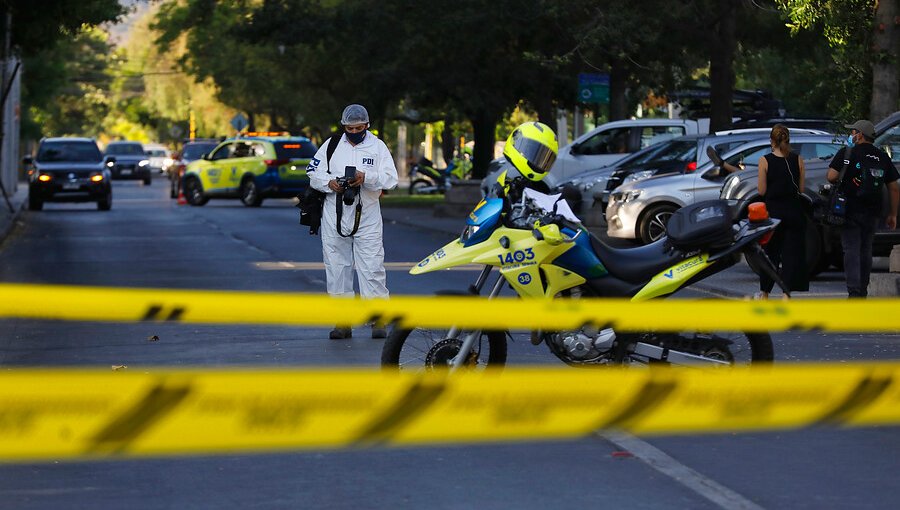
589;236;684;284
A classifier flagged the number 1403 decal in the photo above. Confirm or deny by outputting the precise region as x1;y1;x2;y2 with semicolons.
498;248;535;265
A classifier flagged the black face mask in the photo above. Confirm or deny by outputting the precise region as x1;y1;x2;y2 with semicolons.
346;130;366;144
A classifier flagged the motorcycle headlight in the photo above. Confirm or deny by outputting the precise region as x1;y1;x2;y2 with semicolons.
611;190;641;203
460;224;480;241
139;159;150;167
721;174;740;199
622;170;655;185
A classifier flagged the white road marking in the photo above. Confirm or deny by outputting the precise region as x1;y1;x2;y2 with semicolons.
599;431;765;510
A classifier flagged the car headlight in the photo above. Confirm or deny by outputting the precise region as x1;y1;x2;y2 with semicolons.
611;190;641;203
38;173;52;182
721;174;740;199
622;170;655;185
139;159;150;167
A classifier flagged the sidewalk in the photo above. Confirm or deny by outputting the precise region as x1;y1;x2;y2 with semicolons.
382;206;894;299
0;181;26;246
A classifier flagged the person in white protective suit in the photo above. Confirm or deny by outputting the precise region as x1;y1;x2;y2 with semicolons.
307;104;398;339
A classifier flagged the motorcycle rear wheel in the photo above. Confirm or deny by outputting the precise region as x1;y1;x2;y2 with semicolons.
408;178;433;195
381;327;507;370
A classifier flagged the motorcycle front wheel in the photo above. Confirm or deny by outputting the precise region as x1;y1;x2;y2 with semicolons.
381;328;507;370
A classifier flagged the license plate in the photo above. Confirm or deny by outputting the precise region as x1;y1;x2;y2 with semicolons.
63;183;80;190
120;169;132;175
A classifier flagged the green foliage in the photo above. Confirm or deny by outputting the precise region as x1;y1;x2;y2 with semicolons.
776;0;877;120
22;28;114;138
5;0;124;56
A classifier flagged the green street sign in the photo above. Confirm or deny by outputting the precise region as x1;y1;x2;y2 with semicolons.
578;73;610;104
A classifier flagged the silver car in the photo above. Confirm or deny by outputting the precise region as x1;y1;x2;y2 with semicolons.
606;134;844;244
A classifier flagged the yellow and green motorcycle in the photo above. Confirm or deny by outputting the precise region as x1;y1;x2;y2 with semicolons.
382;174;786;370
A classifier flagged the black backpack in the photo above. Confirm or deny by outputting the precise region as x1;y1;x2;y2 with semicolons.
298;134;341;235
853;152;887;205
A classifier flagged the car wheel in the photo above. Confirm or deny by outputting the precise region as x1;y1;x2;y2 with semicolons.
97;190;112;211
28;193;43;211
184;177;208;206
638;204;677;244
240;177;262;207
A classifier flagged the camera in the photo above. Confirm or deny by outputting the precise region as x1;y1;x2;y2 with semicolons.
336;165;359;206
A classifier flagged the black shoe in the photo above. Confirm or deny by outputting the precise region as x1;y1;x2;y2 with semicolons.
371;326;387;339
706;146;724;167
329;327;352;340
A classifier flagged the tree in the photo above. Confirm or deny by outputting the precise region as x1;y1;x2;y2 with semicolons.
4;0;124;139
778;0;899;122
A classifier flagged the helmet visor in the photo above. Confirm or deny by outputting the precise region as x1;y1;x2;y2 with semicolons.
512;136;556;174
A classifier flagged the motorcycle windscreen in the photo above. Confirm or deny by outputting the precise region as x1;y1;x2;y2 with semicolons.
463;198;503;247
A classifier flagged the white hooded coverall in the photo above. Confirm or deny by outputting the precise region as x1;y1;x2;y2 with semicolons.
307;132;399;298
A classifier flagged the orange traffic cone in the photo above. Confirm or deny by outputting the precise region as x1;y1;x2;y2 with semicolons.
177;185;187;205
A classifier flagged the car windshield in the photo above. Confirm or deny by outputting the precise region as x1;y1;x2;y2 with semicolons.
630;139;697;165
36;142;103;163
182;143;218;161
106;143;145;156
146;149;167;157
274;141;318;159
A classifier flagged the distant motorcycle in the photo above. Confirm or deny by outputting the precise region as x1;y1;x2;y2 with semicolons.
408;155;473;195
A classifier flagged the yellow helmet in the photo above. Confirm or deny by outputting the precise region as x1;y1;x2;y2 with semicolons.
503;121;558;182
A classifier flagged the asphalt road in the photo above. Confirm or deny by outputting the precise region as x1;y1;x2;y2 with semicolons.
0;180;897;509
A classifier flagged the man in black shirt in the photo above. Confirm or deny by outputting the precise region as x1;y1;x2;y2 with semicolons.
827;119;900;297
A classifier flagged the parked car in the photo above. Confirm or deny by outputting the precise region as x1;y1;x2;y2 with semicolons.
730;117;839;133
559;130;825;221
182;133;318;207
721;154;900;274
168;139;219;199
605;134;844;246
480;118;710;196
143;143;173;174
723;112;900;271
602;128;831;197
105;141;152;185
24;137;112;211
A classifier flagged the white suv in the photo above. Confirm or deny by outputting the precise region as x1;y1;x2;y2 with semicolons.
606;134;844;244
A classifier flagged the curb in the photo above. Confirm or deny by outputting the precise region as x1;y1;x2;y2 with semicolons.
0;193;25;247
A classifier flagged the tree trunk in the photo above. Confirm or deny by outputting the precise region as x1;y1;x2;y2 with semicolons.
247;112;256;133
470;108;499;179
441;120;454;164
708;0;738;132
870;0;899;123
609;58;628;121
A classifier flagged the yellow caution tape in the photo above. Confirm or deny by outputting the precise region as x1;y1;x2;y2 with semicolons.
0;363;898;462
0;283;899;332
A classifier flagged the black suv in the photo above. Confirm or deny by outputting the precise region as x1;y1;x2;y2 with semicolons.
721;112;900;274
25;137;113;211
105;141;152;184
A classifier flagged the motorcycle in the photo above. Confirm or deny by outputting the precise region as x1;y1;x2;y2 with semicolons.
408;156;473;195
382;171;787;370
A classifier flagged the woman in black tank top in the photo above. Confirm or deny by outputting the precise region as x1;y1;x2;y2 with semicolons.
755;124;809;298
